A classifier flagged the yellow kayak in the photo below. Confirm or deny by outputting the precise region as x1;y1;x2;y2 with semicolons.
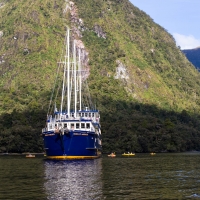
122;153;135;156
26;154;35;158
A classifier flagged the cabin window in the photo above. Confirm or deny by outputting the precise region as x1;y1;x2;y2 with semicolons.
82;113;84;117
79;113;81;117
92;113;94;117
81;123;85;128
76;123;80;129
72;113;74;117
86;123;90;129
85;113;88;117
64;123;67;128
89;113;91;117
71;123;74;129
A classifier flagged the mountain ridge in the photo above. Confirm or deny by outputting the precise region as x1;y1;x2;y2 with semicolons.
182;47;200;71
1;0;200;153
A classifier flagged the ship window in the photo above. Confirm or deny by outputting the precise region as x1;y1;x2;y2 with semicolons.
81;123;85;128
76;123;80;129
64;123;67;128
92;113;94;117
71;123;74;128
86;123;90;129
72;113;74;117
82;113;84;117
49;124;52;129
79;113;81;117
85;113;88;117
89;113;91;117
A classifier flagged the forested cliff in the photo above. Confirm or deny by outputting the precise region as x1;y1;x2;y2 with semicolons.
1;0;200;153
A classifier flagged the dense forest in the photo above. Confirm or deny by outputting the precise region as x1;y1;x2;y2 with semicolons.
1;0;200;153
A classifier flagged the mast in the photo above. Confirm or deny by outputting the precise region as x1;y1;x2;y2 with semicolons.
60;32;67;115
78;48;82;111
74;41;77;116
67;28;70;116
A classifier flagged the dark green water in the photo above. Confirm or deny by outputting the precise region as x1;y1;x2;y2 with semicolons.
0;153;200;199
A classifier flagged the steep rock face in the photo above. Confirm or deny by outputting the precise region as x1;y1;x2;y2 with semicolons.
94;24;106;39
182;47;200;71
0;0;200;114
64;0;90;78
0;2;5;8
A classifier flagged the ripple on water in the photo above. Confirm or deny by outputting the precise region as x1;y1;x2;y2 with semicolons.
0;153;200;199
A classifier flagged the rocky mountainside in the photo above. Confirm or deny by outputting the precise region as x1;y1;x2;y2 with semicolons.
1;0;200;153
182;47;200;71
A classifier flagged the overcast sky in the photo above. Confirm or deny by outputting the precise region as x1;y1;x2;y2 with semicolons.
130;0;200;50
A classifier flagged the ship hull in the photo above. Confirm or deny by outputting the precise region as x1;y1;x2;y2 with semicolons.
43;130;102;160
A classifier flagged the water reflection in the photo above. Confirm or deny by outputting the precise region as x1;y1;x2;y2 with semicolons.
44;159;103;200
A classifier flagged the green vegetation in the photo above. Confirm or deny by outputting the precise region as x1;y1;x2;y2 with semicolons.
1;0;200;153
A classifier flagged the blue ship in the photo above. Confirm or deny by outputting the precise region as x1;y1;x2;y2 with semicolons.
42;28;102;159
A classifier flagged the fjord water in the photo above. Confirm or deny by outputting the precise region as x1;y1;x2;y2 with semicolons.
0;153;200;200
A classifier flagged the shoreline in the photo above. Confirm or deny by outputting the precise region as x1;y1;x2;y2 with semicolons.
0;153;45;155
